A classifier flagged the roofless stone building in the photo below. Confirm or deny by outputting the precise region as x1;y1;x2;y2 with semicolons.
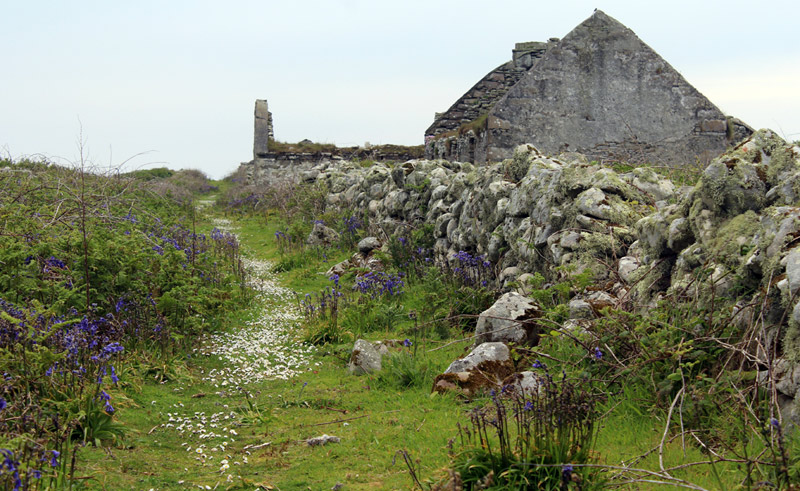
425;10;752;165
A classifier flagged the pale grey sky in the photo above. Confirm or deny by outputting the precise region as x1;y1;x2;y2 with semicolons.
2;0;798;178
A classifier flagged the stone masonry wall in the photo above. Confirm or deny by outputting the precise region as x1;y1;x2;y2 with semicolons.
484;11;751;165
424;62;529;138
424;42;549;141
242;146;425;184
425;11;752;166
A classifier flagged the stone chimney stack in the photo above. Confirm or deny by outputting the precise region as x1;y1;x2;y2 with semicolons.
254;99;273;159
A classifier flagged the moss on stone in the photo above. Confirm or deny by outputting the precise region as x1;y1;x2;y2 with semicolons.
603;194;647;227
708;211;761;269
577;230;626;257
504;152;532;182
767;146;799;184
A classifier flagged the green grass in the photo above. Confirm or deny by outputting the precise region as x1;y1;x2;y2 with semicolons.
75;210;471;489
80;352;465;489
75;206;779;490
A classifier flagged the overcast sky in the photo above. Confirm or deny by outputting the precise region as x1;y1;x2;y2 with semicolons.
2;0;799;179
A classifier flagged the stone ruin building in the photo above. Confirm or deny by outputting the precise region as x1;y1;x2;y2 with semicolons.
425;10;752;165
244;99;424;183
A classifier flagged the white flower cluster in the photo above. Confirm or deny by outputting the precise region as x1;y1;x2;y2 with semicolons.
209;217;235;232
163;409;239;441
197;236;315;387
157;405;251;485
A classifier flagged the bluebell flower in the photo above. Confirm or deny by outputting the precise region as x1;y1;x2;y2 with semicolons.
532;359;544;369
0;397;6;411
1;449;18;472
403;339;413;347
562;464;573;478
594;347;603;360
771;418;780;428
45;256;67;269
102;342;124;355
50;450;59;467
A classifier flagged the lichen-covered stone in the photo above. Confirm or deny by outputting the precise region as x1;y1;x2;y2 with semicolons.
501;371;542;395
618;256;640;283
433;342;516;396
445;342;510;374
475;293;542;345
357;237;382;255
348;339;383;375
307;222;340;246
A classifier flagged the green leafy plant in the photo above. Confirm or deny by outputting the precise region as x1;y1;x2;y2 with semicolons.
449;370;605;490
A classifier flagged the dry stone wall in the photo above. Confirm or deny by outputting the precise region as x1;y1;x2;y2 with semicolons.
248;129;800;422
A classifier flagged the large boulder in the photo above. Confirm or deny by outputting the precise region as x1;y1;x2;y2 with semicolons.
432;342;515;396
357;236;382;254
475;292;542;346
307;222;340;246
348;339;387;375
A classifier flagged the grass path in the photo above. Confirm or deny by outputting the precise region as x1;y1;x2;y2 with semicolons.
79;212;465;490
